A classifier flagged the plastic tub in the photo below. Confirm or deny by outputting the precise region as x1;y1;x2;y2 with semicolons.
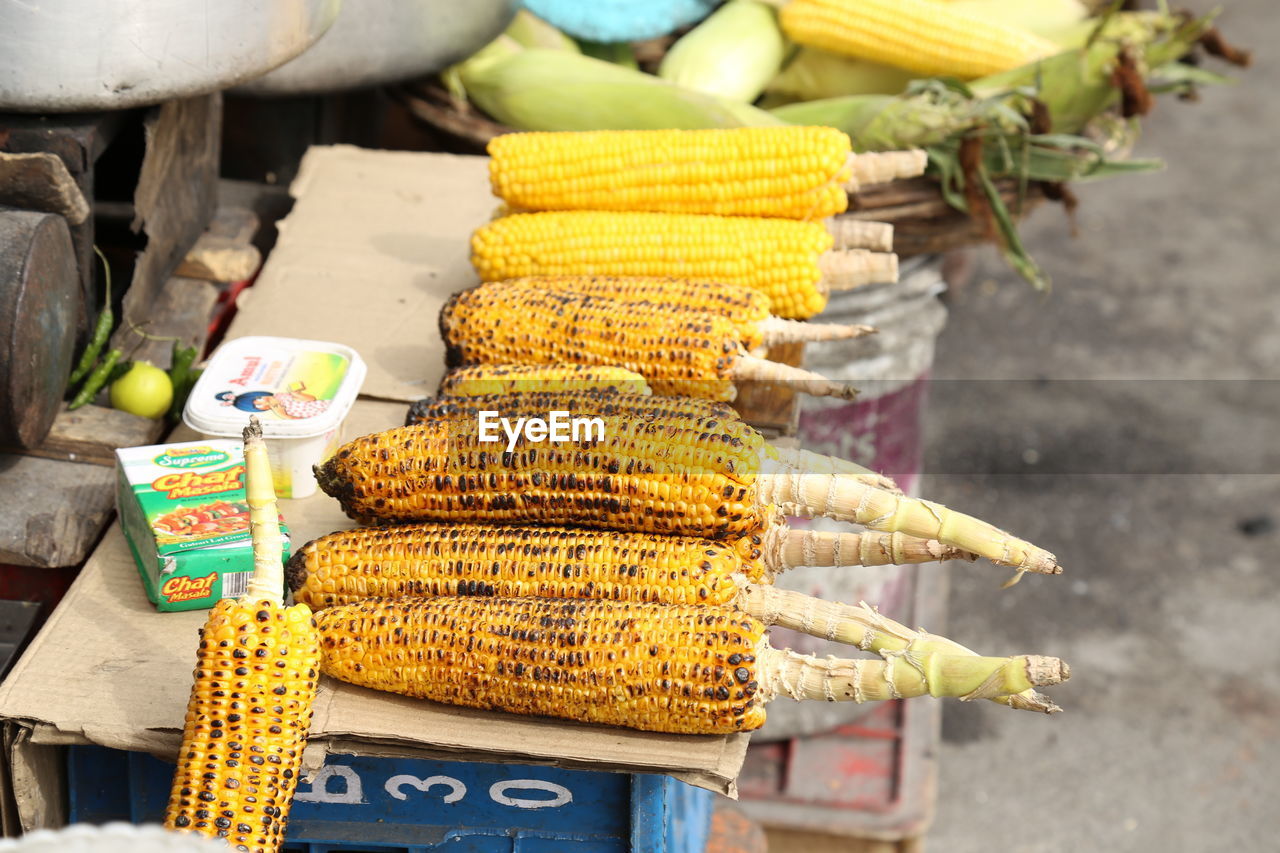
182;336;366;499
758;256;949;741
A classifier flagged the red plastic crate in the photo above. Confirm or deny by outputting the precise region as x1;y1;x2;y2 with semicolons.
737;564;946;841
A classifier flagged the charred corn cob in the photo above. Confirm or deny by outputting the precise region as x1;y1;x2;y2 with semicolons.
487;127;926;220
496;276;875;350
164;419;320;853
317;416;1062;576
441;284;855;401
470;211;899;319
404;390;898;493
316;597;1068;733
287;523;973;610
439;363;652;397
776;0;1058;79
289;523;1061;713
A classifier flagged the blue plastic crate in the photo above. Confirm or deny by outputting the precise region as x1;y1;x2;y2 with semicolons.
67;745;713;852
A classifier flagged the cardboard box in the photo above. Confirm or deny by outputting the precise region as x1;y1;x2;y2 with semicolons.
0;401;749;833
116;439;292;612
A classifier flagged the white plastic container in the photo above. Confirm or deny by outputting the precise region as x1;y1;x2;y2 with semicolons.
183;336;366;499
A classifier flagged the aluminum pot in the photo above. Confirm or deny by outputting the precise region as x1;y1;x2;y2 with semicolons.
0;0;343;112
237;0;518;96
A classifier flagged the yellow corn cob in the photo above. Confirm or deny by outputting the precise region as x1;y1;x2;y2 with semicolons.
288;523;763;609
290;523;1056;713
496;276;874;350
439;363;653;397
316;415;767;538
407;389;737;428
471;211;844;319
441;284;855;400
319;414;1062;576
777;0;1059;79
405;390;898;493
488;126;854;220
315;597;1068;734
164;420;320;853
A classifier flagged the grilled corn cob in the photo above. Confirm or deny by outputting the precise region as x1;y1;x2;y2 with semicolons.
470;211;899;319
316;597;1068;733
317;416;1061;576
439;363;653;397
404;390;898;492
487;127;927;220
164;419;320;853
289;523;1061;713
287;522;974;610
776;0;1059;79
441;284;856;401
496;276;876;350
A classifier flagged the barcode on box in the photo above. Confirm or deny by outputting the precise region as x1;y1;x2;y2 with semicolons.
222;572;250;599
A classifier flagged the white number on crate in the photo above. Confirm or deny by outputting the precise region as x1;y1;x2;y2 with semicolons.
296;763;575;811
386;774;467;804
294;765;366;804
488;780;573;810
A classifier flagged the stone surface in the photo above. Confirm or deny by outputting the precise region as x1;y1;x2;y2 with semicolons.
924;1;1279;850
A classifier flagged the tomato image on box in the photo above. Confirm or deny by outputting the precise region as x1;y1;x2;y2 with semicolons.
115;440;291;612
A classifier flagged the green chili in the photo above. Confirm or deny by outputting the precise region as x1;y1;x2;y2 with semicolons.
166;342;199;421
68;348;122;410
67;247;114;389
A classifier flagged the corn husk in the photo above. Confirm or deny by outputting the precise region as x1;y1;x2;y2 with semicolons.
971;11;1214;134
504;9;580;53
463;49;783;131
766;48;917;103
659;0;786;103
945;0;1090;36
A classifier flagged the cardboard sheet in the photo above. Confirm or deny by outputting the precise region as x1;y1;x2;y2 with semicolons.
225;146;495;402
0;397;749;797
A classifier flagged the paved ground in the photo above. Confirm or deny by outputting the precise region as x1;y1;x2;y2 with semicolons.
923;1;1278;850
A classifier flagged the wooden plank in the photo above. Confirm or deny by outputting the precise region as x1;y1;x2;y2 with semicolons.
174;234;261;282
173;205;262;282
118;275;219;369
0;152;90;225
0;454;115;568
2;405;163;467
732;342;803;438
765;828;923;853
112;94;220;354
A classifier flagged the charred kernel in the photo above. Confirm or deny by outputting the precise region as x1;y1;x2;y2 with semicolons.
735;667;750;683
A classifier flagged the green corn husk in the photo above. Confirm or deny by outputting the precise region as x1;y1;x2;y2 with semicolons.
949;0;1090;36
441;35;524;102
658;0;785;103
971;11;1214;134
461;48;783;130
579;40;640;69
765;48;918;103
505;9;580;52
769;86;995;151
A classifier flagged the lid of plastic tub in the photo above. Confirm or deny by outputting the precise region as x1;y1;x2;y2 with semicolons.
183;336;366;439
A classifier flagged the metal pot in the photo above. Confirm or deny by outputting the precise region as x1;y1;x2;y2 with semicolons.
0;0;343;112
236;0;518;96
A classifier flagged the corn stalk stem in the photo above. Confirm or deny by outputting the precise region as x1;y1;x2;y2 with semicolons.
740;584;1059;712
763;445;900;493
243;417;285;606
844;150;930;190
755;461;1062;576
777;529;975;569
825;218;894;252
819;250;899;291
732;354;857;399
758;316;876;345
756;640;1067;704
